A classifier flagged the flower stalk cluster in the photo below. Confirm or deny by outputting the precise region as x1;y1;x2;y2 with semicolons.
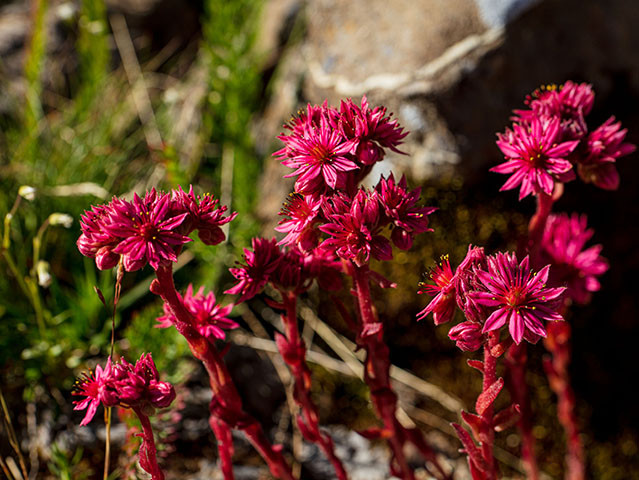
490;81;631;479
418;247;566;478
272;97;447;480
226;238;348;478
78;187;295;480
72;354;175;480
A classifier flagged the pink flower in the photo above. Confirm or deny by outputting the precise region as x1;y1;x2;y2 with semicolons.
493;116;579;199
108;190;192;271
338;96;407;165
540;213;609;305
472;252;565;345
275;193;323;250
454;246;489;324
171;186;237;245
157;284;237;341
111;353;176;410
225;238;282;302
515;82;594;140
448;321;484;352
319;189;392;266
376;174;435;250
417;255;457;325
72;358;117;426
77;203;121;270
276;114;358;195
576;117;636;190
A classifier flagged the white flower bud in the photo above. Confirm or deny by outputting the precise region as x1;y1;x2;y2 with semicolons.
36;260;52;288
18;186;36;201
48;213;73;228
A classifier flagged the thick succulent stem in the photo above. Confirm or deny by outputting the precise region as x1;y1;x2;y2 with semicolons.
154;264;296;480
132;408;164;480
351;263;448;480
278;291;349;480
479;332;499;480
544;321;584;480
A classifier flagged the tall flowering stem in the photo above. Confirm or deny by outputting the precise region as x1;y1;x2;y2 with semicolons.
132;407;165;480
153;264;296;480
352;264;447;480
278;291;348;480
492;81;632;480
544;320;584;480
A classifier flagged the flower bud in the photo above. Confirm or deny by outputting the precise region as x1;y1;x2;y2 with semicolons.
48;213;73;228
18;185;36;201
448;321;484;352
36;260;52;288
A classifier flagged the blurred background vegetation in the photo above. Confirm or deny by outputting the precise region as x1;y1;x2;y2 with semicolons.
1;0;638;478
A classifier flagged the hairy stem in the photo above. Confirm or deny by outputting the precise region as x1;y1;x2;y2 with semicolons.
154;264;296;480
544;321;584;480
279;291;348;480
351;263;448;480
480;332;499;479
132;408;164;480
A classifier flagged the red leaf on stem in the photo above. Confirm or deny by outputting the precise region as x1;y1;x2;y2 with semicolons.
476;377;504;416
493;403;521;432
467;359;484;373
461;410;484;442
452;423;489;473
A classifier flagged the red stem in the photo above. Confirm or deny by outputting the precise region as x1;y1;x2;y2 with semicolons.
210;417;235;480
504;344;539;480
544;321;584;480
351;264;448;480
506;189;558;479
154;265;296;480
132;408;164;480
480;332;499;480
279;291;349;480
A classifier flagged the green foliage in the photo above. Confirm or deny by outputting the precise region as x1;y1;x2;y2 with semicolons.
47;443;93;480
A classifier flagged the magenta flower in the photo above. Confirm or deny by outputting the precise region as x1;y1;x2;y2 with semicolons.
157;284;237;341
515;82;594;140
576;116;636;190
320;190;392;266
493;116;579;199
276;114;358;195
417;255;457;325
338;96;407;165
454;245;489;324
376;174;435;250
226;238;282;302
77;203;121;270
540;213;609;305
111;353;176;410
472;252;565;345
72;358;117;426
107;190;192;271
448;321;484;352
275;193;323;250
171;186;237;245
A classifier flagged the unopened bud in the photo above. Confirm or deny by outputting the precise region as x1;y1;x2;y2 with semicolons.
36;260;52;288
18;186;36;201
48;213;73;228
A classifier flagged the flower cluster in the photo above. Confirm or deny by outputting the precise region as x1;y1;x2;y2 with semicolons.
156;284;237;341
72;353;175;426
226;237;343;302
275;97;407;197
418;247;566;347
77;186;235;271
539;213;609;305
493;81;635;198
274;98;434;267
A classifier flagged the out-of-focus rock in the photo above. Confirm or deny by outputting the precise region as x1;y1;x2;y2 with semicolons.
257;0;639;219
